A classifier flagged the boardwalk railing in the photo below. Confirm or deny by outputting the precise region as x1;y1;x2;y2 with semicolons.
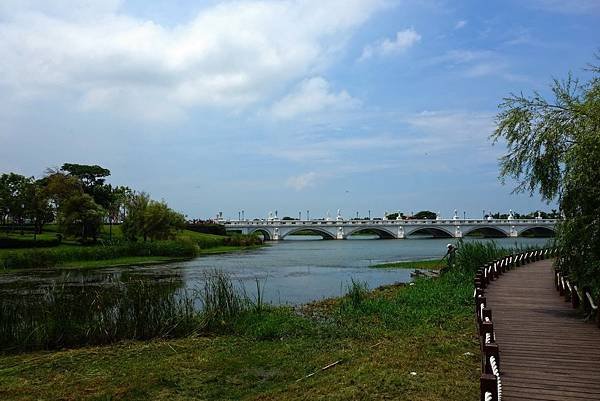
474;248;558;401
555;261;600;327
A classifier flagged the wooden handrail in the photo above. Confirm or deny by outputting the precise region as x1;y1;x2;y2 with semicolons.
474;247;556;401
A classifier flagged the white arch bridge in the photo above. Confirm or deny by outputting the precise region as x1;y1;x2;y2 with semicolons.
223;218;558;241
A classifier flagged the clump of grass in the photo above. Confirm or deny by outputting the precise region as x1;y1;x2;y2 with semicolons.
341;278;369;310
199;270;250;331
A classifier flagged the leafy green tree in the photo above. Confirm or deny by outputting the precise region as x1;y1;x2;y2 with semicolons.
60;163;110;189
60;163;113;209
0;173;32;228
492;60;600;294
23;180;54;236
122;192;184;241
59;193;105;243
413;210;437;220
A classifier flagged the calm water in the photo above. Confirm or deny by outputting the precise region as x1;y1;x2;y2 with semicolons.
0;236;551;305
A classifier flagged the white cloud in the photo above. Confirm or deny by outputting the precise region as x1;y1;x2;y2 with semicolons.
454;20;467;29
270;77;360;120
360;28;421;60
0;0;385;120
286;172;318;190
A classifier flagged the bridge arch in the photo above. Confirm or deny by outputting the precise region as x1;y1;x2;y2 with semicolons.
280;227;336;240
249;228;272;241
463;226;509;238
518;226;556;237
406;226;453;238
345;227;396;239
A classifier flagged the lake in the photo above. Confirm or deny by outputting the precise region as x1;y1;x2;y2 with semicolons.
0;236;551;305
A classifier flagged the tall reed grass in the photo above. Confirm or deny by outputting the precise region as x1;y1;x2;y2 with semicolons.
0;270;268;352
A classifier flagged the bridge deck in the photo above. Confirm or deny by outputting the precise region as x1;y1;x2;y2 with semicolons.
485;259;600;401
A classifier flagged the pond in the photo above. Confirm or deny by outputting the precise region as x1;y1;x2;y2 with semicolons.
0;237;551;305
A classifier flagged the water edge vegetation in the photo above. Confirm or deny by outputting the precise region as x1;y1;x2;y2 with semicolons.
0;241;522;401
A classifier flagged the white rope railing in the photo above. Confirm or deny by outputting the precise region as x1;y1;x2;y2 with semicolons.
489;355;502;400
475;247;555;401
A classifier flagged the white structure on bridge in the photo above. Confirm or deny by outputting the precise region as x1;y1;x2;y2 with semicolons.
222;211;558;241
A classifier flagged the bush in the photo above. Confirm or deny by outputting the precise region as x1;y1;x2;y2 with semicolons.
185;223;227;236
0;236;61;249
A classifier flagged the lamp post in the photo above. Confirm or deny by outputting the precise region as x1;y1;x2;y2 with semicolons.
299;211;301;220
368;210;371;220
307;210;310;221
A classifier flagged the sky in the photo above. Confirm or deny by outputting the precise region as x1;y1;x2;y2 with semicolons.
0;0;598;220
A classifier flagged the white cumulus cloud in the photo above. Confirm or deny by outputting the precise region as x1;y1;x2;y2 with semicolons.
360;28;421;60
0;0;385;120
286;172;318;190
270;77;360;120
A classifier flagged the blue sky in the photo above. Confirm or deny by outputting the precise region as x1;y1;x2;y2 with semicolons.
0;0;598;220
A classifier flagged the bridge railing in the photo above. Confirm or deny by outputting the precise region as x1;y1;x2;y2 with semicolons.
554;261;600;327
474;247;558;401
223;218;558;226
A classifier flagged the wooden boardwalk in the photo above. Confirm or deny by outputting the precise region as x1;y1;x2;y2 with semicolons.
485;259;600;401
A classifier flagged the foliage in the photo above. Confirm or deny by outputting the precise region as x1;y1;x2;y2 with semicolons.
185;223;227;236
122;192;185;242
0;240;199;270
492;59;600;293
413;210;437;220
0;278;196;352
58;193;105;243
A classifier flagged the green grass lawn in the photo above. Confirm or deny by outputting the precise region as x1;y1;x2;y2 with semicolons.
0;273;479;401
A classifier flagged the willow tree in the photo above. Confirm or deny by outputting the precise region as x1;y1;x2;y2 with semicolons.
491;61;600;295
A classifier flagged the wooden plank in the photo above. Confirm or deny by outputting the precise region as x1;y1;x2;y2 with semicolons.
482;259;600;401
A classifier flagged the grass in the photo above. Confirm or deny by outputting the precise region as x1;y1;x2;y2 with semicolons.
0;241;521;400
372;259;445;270
0;272;479;400
0;226;264;271
58;256;189;269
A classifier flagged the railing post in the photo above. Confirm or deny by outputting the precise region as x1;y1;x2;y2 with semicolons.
483;343;500;373
480;374;498;401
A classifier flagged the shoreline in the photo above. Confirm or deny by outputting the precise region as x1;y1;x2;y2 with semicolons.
0;244;266;274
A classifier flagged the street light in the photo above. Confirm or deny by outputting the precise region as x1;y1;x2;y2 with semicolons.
307;210;310;221
299;211;301;220
368;210;371;220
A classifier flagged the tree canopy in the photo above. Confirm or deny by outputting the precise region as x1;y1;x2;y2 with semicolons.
492;59;600;294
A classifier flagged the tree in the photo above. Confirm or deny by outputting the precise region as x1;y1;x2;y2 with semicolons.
122;192;185;241
106;186;131;241
60;163;110;190
413;210;437;220
492;59;600;294
23;180;54;237
0;173;33;230
59;193;105;243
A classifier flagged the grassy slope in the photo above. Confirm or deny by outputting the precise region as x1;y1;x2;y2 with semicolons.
0;274;479;401
1;227;261;271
